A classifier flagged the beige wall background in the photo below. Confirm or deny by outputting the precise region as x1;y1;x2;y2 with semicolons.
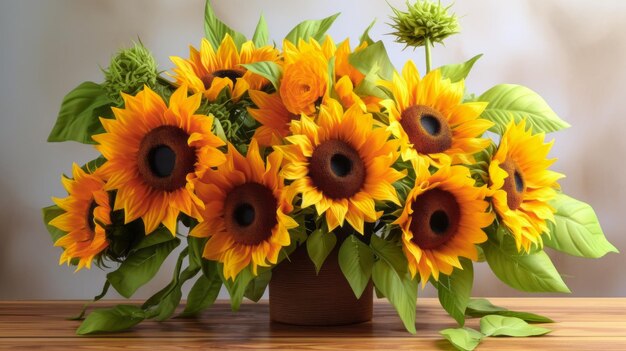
0;0;624;300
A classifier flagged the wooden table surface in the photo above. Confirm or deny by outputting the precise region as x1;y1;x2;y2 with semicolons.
0;298;625;350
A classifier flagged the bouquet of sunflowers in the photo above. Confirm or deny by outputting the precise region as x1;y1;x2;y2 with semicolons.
43;1;616;349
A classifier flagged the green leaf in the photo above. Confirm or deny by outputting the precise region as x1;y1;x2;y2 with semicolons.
438;54;483;83
306;228;337;273
338;235;374;298
220;265;255;311
348;41;394;80
483;235;570;293
359;19;377;46
76;305;145;335
478;84;570;134
372;256;418;334
153;265;200;321
42;205;66;244
48;82;113;144
284;13;340;44
440;327;484;351
81;156;107;174
107;237;180;298
182;272;222;317
434;258;473;326
480;315;551;337
130;226;176;253
545;194;617;258
204;0;247;49
369;235;408;276
241;61;283;90
465;298;554;323
252;14;269;47
244;269;271;302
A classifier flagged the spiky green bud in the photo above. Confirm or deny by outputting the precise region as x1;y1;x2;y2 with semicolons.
103;42;159;104
389;0;460;49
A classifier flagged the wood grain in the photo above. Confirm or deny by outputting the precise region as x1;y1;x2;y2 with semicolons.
0;298;625;350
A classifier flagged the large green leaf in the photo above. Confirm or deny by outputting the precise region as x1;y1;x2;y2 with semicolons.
438;54;483;83
480;315;551;337
306;228;337;273
244;269;272;302
348;41;394;80
483;236;570;293
77;305;145;335
465;298;553;323
130;227;176;253
48;81;113;144
545;194;617;258
220;265;255;311
440;327;484;351
359;19;376;46
252;14;269;47
434;258;473;326
284;13;340;44
107;237;180;298
478;84;570;134
42;205;66;244
369;235;408;276
204;0;247;49
338;235;374;298
241;61;283;90
182;271;223;317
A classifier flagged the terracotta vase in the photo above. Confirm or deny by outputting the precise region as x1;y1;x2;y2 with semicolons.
269;230;373;326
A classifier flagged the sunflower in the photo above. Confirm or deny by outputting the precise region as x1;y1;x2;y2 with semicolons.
380;61;493;164
488;119;563;252
247;90;297;147
277;98;404;234
170;34;280;101
93;85;226;235
49;164;111;271
396;158;494;284
190;139;298;279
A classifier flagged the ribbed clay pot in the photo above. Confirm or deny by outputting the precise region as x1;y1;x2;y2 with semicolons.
269;231;373;326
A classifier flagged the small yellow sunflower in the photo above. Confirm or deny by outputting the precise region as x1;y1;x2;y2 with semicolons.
247;90;298;147
170;34;280;101
277;98;404;234
190;139;298;279
396;158;494;284
50;164;111;271
93;85;226;235
488;119;563;252
380;61;493;164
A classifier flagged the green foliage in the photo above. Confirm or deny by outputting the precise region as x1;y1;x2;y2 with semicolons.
433;258;473;326
241;61;283;90
204;0;247;49
102;42;158;104
220;265;255;311
77;305;145;335
478;84;570;134
48;82;113;144
244;270;272;302
338;235;374;298
545;194;618;258
389;0;460;48
252;14;269;47
182;271;222;317
42;205;66;244
306;228;337;273
369;235;407;275
465;298;554;323
349;41;394;80
438;54;483;83
482;235;570;293
284;13;340;44
359;19;376;46
480;315;551;337
440;327;484;351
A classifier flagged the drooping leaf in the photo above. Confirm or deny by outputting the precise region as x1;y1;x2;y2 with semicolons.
465;298;554;323
244;269;272;302
153;265;200;321
220;265;255;311
480;315;551;337
48;81;113;144
483;236;570;293
434;258;473;326
252;14;269;47
369;235;408;276
359;19;376;46
440;327;484;351
204;0;247;49
438;54;483;83
181;272;223;317
76;305;145;335
306;228;337;273
42;205;66;244
130;226;176;253
284;13;340;44
241;61;283;90
349;41;394;80
545;193;617;258
338;235;374;298
478;84;570;134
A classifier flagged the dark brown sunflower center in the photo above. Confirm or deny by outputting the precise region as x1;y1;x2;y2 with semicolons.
308;139;365;199
86;200;97;233
201;69;244;89
224;182;278;246
500;158;525;210
409;188;461;250
400;105;452;154
138;126;197;192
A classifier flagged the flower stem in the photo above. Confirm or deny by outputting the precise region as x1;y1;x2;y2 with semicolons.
424;37;432;73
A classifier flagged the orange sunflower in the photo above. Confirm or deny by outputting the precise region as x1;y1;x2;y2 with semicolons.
488;119;563;252
247;90;297;147
277;98;404;234
380;61;493;164
49;164;111;271
170;34;280;101
93;85;226;235
396;158;494;284
190;139;298;279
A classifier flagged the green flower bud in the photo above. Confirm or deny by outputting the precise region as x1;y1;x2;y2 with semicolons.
103;42;159;104
389;0;460;49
